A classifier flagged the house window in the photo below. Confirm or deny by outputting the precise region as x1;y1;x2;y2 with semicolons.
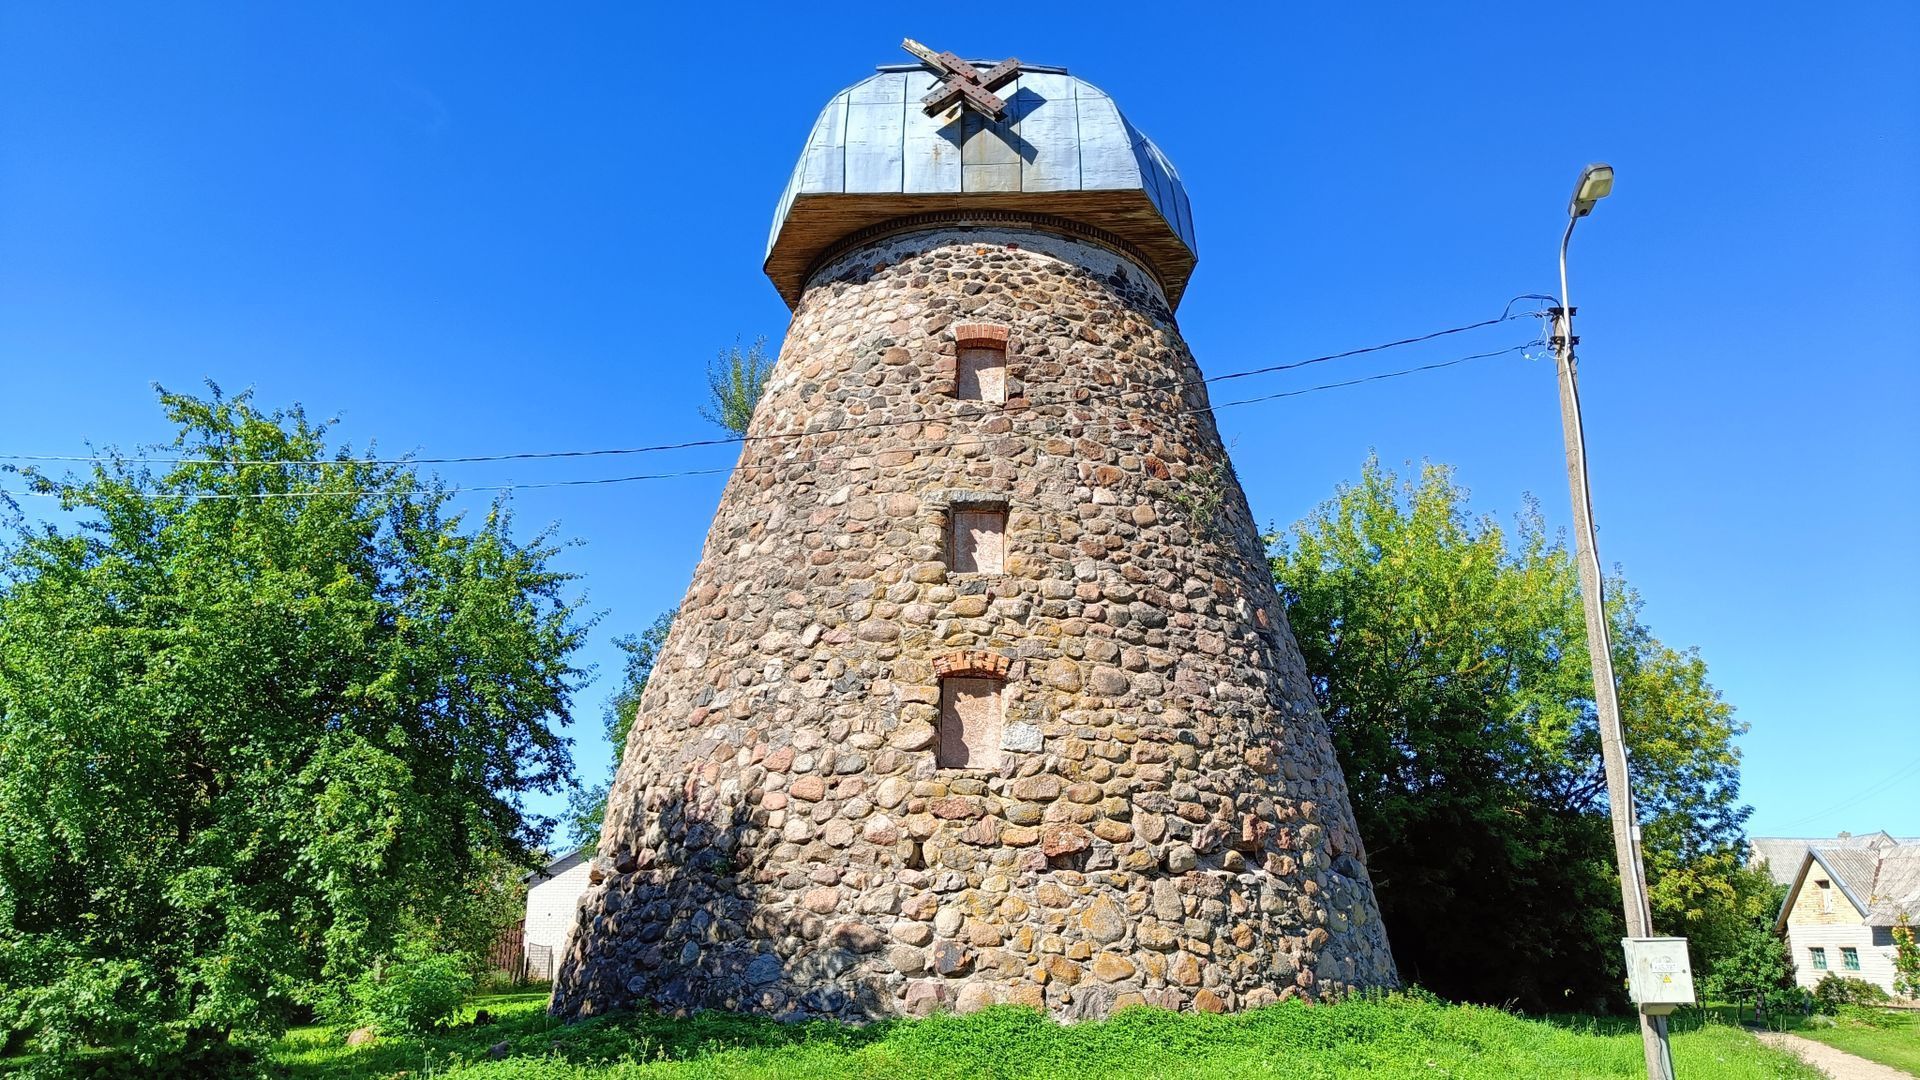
948;506;1006;574
1816;878;1834;914
956;342;1006;404
938;677;1003;769
1841;947;1860;971
1810;947;1827;970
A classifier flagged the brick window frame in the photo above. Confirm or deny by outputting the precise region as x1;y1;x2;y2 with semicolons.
932;651;1013;771
934;323;1028;411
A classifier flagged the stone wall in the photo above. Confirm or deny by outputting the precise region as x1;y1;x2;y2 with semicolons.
550;226;1396;1023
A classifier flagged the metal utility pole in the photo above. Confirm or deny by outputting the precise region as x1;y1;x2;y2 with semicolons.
1550;163;1677;1080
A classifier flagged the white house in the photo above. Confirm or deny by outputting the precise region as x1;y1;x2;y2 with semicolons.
1770;837;1920;996
523;850;592;981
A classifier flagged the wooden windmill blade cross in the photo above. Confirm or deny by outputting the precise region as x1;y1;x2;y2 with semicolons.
903;38;1021;121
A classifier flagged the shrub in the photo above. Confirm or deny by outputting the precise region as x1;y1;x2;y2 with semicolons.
1764;985;1817;1029
340;943;476;1036
1811;973;1889;1014
1834;1002;1899;1029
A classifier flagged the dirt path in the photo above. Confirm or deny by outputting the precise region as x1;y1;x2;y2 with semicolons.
1754;1031;1913;1079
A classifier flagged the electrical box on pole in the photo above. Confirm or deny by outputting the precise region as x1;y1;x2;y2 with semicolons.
1622;937;1696;1016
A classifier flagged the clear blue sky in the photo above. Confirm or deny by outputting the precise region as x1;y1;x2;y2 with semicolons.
3;4;1914;842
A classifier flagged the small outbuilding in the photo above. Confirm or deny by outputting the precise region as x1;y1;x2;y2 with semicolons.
522;850;592;981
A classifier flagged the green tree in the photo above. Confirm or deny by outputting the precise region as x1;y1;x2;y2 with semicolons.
699;337;775;436
1699;888;1794;1017
565;609;676;852
0;387;585;1061
1270;457;1750;1009
1893;915;1920;1000
1646;853;1779;992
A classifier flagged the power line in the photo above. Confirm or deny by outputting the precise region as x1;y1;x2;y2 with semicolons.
1770;754;1920;831
1503;294;1560;319
1211;345;1526;409
0;308;1546;470
1203;315;1530;386
4;340;1535;503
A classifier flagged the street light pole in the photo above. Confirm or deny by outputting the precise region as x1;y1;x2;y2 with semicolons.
1550;163;1675;1080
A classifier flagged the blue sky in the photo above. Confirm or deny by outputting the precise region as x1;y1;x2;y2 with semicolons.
3;3;1914;842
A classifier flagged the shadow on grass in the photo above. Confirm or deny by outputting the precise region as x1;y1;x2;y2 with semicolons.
268;990;903;1077
1532;1005;1753;1038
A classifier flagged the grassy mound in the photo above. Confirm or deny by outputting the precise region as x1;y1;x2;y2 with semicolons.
264;990;1823;1080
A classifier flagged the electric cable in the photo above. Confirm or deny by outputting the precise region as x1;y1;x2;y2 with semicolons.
0;305;1548;470
4;339;1536;503
1770;754;1920;831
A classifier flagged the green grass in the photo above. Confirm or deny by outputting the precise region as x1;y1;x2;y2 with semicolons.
1776;1008;1920;1076
255;990;1825;1080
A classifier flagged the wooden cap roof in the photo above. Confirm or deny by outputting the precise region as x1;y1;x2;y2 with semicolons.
765;64;1198;310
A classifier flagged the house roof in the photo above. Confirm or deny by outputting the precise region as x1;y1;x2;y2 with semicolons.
1748;832;1912;887
1867;848;1920;926
1774;839;1920;931
523;848;587;884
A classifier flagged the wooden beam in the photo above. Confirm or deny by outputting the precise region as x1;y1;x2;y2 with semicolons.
900;38;944;69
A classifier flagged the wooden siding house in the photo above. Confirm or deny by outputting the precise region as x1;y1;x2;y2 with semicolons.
1771;839;1920;995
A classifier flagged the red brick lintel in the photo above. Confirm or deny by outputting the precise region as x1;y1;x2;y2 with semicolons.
932;650;1012;679
953;323;1011;349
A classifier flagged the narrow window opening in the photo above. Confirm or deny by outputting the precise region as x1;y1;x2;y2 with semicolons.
949;506;1006;574
955;342;1007;404
938;676;1004;770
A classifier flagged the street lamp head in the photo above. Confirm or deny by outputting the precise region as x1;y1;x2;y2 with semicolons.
1569;163;1615;219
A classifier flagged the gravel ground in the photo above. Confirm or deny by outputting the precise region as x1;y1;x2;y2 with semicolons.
1754;1031;1915;1079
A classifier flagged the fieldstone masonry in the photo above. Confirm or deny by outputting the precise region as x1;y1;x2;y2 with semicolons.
549;224;1397;1022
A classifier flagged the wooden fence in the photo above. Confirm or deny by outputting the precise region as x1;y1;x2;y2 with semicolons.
484;924;559;984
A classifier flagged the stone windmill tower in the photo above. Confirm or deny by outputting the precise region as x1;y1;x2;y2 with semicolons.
551;42;1395;1022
